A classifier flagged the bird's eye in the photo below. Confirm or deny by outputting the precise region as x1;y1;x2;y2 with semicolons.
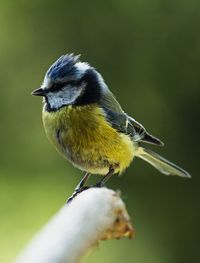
52;82;66;91
49;79;82;93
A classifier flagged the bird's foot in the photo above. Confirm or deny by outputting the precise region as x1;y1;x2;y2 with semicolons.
93;182;103;188
67;186;90;204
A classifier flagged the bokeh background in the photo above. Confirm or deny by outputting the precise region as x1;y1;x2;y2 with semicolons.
0;1;199;262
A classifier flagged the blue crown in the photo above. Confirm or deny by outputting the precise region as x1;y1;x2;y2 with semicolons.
46;54;80;80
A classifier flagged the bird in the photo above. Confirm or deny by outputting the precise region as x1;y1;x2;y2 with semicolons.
32;54;191;202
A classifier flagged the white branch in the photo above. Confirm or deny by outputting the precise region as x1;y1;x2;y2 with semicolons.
14;187;134;263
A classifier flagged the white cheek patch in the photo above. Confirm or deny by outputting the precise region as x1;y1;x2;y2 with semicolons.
46;84;86;110
47;91;66;110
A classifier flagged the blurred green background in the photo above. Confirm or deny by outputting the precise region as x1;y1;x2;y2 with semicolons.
0;1;199;262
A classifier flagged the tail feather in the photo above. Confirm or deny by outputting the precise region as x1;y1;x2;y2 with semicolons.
136;147;191;178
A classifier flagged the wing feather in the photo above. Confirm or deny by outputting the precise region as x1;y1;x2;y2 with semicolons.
99;87;163;146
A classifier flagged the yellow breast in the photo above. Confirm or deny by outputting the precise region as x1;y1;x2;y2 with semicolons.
42;104;135;175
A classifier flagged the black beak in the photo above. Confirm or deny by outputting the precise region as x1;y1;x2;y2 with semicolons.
31;88;45;96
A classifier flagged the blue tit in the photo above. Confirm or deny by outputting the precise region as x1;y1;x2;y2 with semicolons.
32;54;191;202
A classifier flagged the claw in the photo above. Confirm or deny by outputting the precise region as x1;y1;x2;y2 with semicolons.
93;182;103;188
67;186;90;204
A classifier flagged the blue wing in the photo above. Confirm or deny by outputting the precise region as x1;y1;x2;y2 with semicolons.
102;107;164;146
99;86;164;146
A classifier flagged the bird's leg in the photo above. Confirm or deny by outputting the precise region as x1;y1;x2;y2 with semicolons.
67;172;91;204
94;167;115;188
74;172;91;192
67;167;115;203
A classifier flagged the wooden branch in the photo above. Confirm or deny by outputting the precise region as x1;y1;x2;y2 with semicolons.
14;187;134;263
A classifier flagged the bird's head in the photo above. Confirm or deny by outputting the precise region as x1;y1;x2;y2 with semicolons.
32;54;107;111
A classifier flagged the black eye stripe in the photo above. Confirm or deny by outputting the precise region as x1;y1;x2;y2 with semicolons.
50;82;66;91
48;80;81;92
